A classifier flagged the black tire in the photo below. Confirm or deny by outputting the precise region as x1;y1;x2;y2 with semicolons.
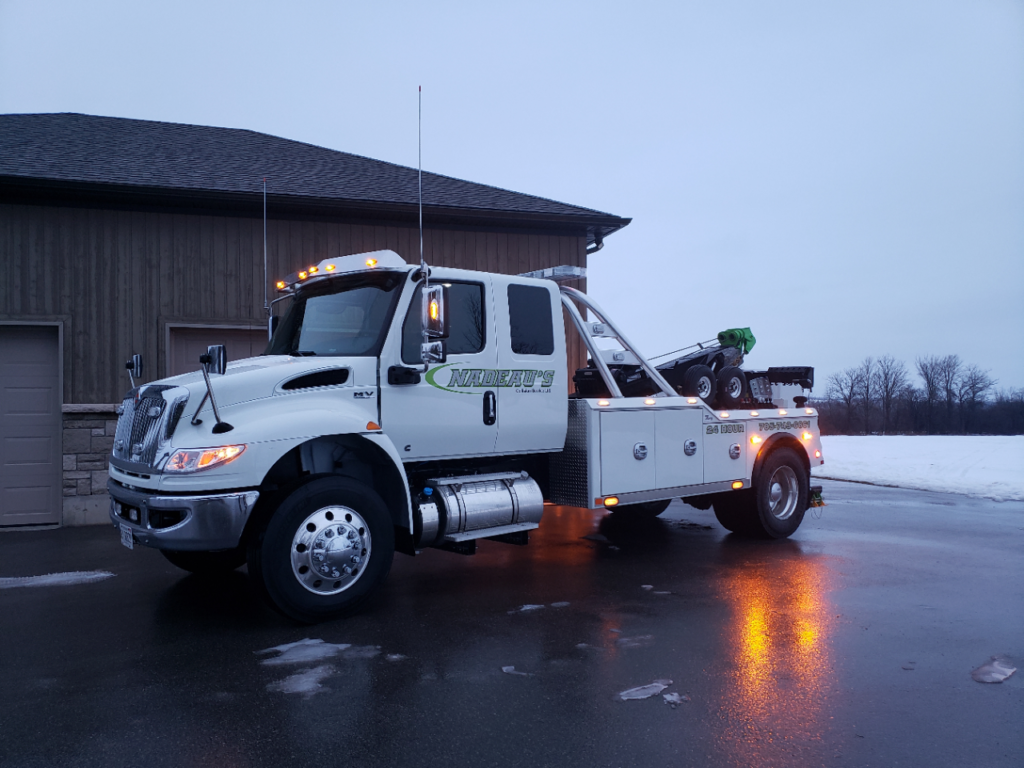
247;476;395;623
618;499;672;518
161;546;247;575
712;447;808;539
716;366;747;409
680;364;716;405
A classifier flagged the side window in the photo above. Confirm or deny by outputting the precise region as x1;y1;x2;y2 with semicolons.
508;284;554;355
402;282;485;363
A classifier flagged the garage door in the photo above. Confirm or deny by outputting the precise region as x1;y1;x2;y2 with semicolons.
0;326;61;526
169;326;269;377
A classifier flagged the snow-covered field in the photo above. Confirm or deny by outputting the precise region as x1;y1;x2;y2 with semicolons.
812;435;1024;502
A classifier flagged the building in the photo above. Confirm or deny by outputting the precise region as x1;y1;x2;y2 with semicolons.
0;113;630;527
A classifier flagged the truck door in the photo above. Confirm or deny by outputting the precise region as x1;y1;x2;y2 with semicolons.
380;276;499;460
493;278;567;454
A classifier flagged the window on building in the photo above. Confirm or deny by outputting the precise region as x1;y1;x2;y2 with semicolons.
508;284;554;355
402;282;485;363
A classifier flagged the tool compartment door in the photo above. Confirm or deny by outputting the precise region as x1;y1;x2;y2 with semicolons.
654;408;703;488
600;410;655;495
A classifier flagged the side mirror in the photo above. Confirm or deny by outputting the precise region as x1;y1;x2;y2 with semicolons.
421;284;450;340
125;354;143;387
200;345;228;376
421;340;446;365
268;315;280;341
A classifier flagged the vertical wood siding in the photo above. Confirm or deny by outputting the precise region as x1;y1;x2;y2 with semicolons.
0;204;588;404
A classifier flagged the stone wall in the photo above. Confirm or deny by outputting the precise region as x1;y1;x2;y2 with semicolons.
62;404;119;526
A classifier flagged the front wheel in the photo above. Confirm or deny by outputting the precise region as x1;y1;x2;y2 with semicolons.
713;448;808;539
247;476;395;623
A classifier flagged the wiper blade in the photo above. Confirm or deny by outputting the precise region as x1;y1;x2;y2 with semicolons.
289;350;318;357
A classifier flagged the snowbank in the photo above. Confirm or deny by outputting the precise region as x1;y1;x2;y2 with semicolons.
812;435;1024;502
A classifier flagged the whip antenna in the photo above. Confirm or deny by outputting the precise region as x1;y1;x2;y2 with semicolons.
418;86;425;281
262;177;268;316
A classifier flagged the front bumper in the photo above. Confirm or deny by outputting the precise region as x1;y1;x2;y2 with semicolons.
107;479;259;551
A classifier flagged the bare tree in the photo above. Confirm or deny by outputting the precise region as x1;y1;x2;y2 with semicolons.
873;355;908;434
956;365;995;433
936;354;963;432
915;356;943;434
827;367;863;433
856;357;875;433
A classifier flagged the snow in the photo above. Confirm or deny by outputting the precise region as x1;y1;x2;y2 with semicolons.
256;638;351;665
266;665;336;697
0;571;114;589
616;680;672;701
812;436;1024;501
971;657;1017;684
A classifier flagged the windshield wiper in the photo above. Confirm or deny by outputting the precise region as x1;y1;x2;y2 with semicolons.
289;350;318;357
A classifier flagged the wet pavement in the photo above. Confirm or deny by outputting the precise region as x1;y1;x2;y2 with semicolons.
1;479;1021;767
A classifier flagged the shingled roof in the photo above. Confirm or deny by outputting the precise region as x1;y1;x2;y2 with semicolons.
0;113;629;245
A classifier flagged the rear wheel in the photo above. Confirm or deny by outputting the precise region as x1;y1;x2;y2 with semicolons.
618;499;672;518
715;366;747;409
681;364;716;405
712;448;808;539
247;476;395;623
161;546;246;574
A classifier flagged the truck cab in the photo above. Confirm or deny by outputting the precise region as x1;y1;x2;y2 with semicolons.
108;249;823;622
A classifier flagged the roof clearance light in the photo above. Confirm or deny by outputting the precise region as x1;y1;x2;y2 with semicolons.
325;264;336;272
750;435;762;445
778;409;788;416
298;271;308;280
308;266;319;274
366;258;378;267
604;496;619;507
275;281;286;291
731;481;744;490
644;398;656;405
687;398;698;404
802;431;813;440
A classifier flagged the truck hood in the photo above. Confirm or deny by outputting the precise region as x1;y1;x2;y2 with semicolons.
149;355;372;412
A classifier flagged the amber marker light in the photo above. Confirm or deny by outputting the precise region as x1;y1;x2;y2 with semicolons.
805;408;814;415
275;280;286;291
778;409;788;416
325;264;336;272
603;496;620;507
814;450;822;458
720;412;730;418
366;258;378;267
644;398;656;405
687;398;698;404
750;411;759;417
802;431;813;440
308;266;319;274
298;271;308;280
750;435;763;445
429;299;439;321
597;400;610;406
731;481;744;490
366;421;381;431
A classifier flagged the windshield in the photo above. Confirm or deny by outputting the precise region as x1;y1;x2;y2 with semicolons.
266;272;404;357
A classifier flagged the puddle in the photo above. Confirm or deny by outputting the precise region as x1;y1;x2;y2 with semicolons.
0;571;115;589
257;638;379;665
616;635;654;649
550;601;570;608
508;604;545;614
266;665;336;697
971;657;1017;683
501;665;533;677
617;679;672;701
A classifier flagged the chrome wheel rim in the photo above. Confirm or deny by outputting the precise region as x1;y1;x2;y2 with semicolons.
290;505;371;595
697;376;712;399
767;466;799;521
726;376;743;398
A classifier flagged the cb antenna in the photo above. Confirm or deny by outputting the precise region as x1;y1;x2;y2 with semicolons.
262;177;269;317
419;86;426;286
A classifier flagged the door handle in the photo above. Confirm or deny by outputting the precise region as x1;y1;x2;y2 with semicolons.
483;390;496;426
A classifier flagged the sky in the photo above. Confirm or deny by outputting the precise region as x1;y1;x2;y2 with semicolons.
1;0;1022;392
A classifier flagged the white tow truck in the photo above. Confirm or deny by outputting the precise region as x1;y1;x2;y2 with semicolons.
108;250;824;622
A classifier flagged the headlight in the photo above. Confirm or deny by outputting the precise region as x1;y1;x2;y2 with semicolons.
165;445;246;473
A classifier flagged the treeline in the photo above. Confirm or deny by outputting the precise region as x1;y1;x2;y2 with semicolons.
811;354;1024;435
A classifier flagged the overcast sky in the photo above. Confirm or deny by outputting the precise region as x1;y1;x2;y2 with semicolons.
2;0;1021;391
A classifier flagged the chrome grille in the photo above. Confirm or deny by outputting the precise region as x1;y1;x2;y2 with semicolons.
112;385;189;468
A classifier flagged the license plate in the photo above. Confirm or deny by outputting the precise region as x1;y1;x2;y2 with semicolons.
120;523;134;550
